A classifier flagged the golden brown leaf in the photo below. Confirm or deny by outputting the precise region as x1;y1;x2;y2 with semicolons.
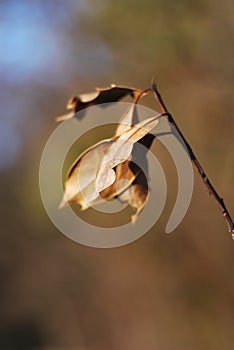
95;115;160;193
55;84;141;122
59;113;160;209
59;88;158;223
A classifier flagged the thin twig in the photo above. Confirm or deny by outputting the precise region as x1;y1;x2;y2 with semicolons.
151;80;234;238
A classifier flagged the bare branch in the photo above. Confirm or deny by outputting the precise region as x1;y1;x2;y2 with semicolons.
151;80;234;238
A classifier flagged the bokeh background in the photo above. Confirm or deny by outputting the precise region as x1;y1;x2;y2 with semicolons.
1;0;234;349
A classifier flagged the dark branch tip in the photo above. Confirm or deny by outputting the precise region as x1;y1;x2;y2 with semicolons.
151;78;157;91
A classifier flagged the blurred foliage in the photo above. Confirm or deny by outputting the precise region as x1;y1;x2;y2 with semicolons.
1;0;234;349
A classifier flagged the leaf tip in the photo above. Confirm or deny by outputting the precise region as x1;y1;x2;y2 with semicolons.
58;196;68;209
55;111;74;122
131;214;137;224
66;96;79;110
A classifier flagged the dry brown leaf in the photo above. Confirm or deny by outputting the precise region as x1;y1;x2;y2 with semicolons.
95;115;160;193
99;160;140;200
99;155;149;222
59;113;160;209
55;84;141;122
59;88;158;223
59;139;115;209
60;91;145;208
114;88;150;137
118;168;149;223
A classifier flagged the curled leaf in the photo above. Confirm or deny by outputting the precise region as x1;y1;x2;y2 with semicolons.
55;84;141;122
59;139;115;210
60;113;160;210
114;88;150;137
95;115;161;193
59;88;160;223
99;160;149;222
60;92;146;209
118;168;149;223
99;160;138;200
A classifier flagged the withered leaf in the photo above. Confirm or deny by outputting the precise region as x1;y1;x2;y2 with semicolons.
95;114;160;193
60;92;145;208
55;84;141;122
99;160;148;222
114;89;150;137
60;114;160;209
59;88;159;223
59;139;115;210
118;167;149;223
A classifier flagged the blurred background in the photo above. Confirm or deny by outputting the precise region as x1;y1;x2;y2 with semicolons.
1;0;234;349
